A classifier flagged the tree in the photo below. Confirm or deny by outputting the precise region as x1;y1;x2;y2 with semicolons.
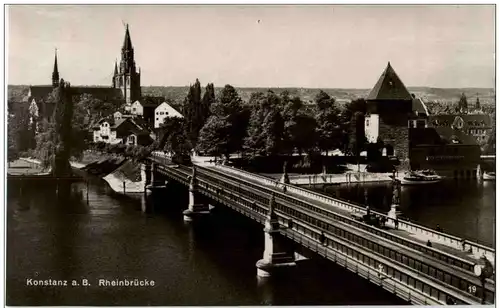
183;79;203;147
201;83;215;125
281;96;302;155
34;119;57;169
348;111;366;170
262;108;285;156
244;91;285;157
159;117;191;156
34;80;75;176
197;115;232;157
74;93;115;122
198;84;246;159
52;80;75;177
282;96;317;157
314;91;341;154
7;102;36;161
341;98;366;124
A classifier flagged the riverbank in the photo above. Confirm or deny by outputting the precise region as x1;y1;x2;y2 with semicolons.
7;159;48;176
16;154;145;195
102;160;145;194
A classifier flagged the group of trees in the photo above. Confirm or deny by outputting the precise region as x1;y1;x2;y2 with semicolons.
30;80;75;175
8;82;127;171
158;80;368;163
7;103;36;165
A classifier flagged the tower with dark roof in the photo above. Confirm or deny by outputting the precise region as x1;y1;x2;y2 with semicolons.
113;24;141;103
364;62;414;162
52;49;60;88
458;93;468;114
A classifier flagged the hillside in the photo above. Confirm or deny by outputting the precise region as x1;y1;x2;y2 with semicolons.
8;84;495;108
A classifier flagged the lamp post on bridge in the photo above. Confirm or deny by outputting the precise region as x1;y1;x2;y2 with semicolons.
473;255;494;304
387;176;400;230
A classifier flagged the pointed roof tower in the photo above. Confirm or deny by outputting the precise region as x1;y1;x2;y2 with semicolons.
52;49;60;88
114;59;118;75
122;24;133;51
367;62;412;101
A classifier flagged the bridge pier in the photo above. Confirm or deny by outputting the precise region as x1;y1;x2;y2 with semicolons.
144;162;168;197
183;166;210;221
256;194;296;278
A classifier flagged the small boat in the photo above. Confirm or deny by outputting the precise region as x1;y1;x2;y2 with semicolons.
483;172;495;181
400;170;442;185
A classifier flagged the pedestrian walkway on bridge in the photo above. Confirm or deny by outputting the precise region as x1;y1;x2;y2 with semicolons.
201;162;494;267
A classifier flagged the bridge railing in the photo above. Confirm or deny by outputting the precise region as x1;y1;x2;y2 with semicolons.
212;163;495;262
184;169;479;305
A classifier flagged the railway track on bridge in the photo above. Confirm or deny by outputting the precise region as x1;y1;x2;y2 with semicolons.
150;157;494;305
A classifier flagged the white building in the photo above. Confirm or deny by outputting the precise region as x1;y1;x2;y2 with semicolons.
93;119;120;144
130;100;144;116
154;102;183;128
93;116;154;146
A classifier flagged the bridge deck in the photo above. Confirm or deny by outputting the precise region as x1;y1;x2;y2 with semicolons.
206;165;486;266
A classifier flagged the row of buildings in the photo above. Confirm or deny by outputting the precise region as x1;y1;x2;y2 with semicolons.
24;24;183;147
20;25;494;178
364;62;493;178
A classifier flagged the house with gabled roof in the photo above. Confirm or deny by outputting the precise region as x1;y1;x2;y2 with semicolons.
428;114;492;147
154;101;184;128
92;116;154;146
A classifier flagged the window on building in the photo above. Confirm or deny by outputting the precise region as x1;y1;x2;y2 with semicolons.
128;135;136;145
133;108;136;112
156;118;159;121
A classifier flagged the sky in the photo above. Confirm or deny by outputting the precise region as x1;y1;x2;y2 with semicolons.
7;5;495;89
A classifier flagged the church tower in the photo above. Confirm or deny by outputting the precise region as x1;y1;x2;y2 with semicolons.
112;24;141;103
52;49;60;88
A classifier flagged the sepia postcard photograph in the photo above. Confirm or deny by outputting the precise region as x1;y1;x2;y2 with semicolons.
4;3;496;306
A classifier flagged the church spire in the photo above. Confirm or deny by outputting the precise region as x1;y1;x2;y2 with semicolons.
122;24;133;51
114;59;118;75
52;48;60;88
120;24;136;74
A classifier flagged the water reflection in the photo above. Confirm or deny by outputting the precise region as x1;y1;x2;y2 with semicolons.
257;277;274;305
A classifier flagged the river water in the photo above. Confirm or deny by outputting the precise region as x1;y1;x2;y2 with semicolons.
316;179;496;247
7;178;407;306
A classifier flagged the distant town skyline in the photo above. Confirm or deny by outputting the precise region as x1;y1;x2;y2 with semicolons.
8;5;495;89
